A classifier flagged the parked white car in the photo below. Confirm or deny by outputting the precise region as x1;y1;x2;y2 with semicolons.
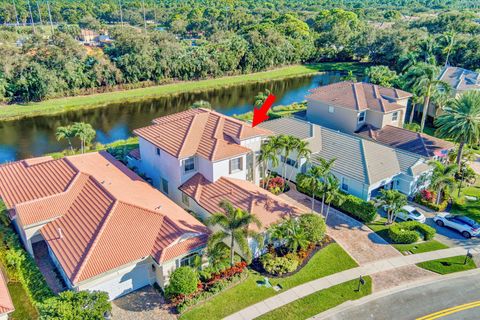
433;213;480;238
397;205;426;223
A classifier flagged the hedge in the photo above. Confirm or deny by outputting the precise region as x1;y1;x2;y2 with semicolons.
388;221;436;244
414;195;449;212
296;173;377;223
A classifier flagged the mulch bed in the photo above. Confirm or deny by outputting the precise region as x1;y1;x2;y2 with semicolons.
249;235;334;279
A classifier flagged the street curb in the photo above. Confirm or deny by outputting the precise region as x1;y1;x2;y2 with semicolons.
310;268;480;319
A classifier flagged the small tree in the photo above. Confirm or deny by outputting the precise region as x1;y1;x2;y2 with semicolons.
429;160;457;204
165;267;198;297
269;219;309;252
375;189;408;225
55;125;76;152
191;100;211;109
72;122;96;154
299;165;323;213
39;291;111;319
298;214;326;244
324;175;345;222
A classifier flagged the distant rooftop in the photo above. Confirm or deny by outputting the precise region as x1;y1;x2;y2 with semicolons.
0;270;14;315
306;81;412;113
439;66;480;92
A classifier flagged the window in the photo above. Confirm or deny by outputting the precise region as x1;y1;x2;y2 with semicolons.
156;148;161;156
358;111;366;123
161;178;169;194
183;157;195;174
281;155;299;168
180;252;199;267
341;177;349;191
182;192;190;206
392;111;398;122
229;157;243;173
328;106;335;113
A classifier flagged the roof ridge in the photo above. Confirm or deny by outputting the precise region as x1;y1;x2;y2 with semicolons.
72;200;119;284
177;114;201;157
117;200;166;218
211;115;224;159
193;175;204;202
352;82;361;111
359;140;371;185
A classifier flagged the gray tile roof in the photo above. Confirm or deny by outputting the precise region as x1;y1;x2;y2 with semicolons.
260;117;429;185
439;66;480;92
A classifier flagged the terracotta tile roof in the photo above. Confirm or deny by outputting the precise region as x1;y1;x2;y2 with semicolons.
180;173;304;232
134;108;272;161
0;151;208;285
307;81;412;113
356;124;454;158
0;270;14;315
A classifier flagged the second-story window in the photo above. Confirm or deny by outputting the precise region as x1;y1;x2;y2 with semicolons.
229;157;243;174
184;157;195;174
358;111;366;123
392;111;398;122
156;148;161;156
328;106;335;113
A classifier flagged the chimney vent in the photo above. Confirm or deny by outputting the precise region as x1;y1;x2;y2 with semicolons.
58;228;63;239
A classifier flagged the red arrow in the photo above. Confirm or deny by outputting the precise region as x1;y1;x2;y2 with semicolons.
252;94;276;127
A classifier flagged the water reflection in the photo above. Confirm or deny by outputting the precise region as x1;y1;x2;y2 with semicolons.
0;72;342;162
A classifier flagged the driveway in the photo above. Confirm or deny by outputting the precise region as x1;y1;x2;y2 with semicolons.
280;187;401;265
111;286;177;320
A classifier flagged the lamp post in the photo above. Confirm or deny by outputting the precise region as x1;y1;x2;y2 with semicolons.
356;275;365;292
464;249;473;265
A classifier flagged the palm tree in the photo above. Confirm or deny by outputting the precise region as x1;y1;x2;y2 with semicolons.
342;70;357;82
72;122;96;154
258;138;280;189
431;88;452;118
399;51;419;73
408;93;423;124
287;139;311;182
269;219;309;252
314;157;336;215
428;160;457;204
405;63;449;133
55;125;75;152
277;135;297;180
299;165;323;213
375;189;408;224
418;35;437;63
324;175;344;222
441;30;456;68
254;89;271;108
435;91;480;167
206;200;262;266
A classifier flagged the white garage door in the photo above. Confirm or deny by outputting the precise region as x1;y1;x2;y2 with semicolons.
86;263;151;300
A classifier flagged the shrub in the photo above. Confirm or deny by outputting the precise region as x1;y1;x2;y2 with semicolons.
260;253;299;275
414;193;448;212
388;221;436;244
298;214;326;243
296;173;377;223
165;267;198;298
38;291;111;319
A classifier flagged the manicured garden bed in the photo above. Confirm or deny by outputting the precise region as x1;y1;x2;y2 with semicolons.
180;243;357;320
255;277;372;320
367;218;449;255
417;256;477;274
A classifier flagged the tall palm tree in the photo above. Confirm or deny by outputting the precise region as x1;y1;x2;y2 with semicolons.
431;87;452;118
399;51;419;73
441;30;456;68
72;122;96;154
258;138;280;189
314;157;336;215
299;165;323;213
428;160;457;204
55;125;75;152
435;91;480;167
418;35;437;63
408;93;423;124
405;63;449;133
287;139;311;182
206;200;262;266
269;219;309;252
277;135;297;180
324;175;344;222
375;189;408;225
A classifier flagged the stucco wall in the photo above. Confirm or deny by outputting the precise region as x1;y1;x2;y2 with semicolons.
306;99;359;133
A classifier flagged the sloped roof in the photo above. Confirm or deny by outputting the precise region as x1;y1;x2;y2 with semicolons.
356;124;454;158
306;81;411;113
180;173;304;232
0;152;208;285
439;66;480;92
0;270;14;315
134;108;272;161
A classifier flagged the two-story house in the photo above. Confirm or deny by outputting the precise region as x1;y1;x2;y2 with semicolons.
131;108;306;257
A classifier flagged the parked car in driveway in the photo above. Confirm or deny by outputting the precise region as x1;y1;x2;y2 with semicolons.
433;213;480;238
383;205;426;223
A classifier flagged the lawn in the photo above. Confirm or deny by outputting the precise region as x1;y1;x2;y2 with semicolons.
367;218;449;255
255;277;372;320
180;243;357;320
417;255;477;274
450;181;480;223
7;281;39;320
0;62;368;121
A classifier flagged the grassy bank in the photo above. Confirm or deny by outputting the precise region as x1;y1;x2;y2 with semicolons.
256;277;372;320
180;243;357;320
0;62;367;121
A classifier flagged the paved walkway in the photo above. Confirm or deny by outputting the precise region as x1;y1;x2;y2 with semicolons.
224;246;473;320
33;241;66;294
279;187;401;265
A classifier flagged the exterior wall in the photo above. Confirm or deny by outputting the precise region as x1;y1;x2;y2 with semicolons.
0;313;9;320
382;109;405;128
48;244;74;289
212;154;247;182
241;136;265;185
306;99;359;133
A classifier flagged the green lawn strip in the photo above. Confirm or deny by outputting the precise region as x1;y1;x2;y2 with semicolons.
255;277;372;320
180;243;357;320
366;218;448;255
450;182;480;223
417;255;477;275
0;62;367;121
7;281;39;320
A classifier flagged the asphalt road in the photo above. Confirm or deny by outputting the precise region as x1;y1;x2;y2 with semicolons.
320;272;480;320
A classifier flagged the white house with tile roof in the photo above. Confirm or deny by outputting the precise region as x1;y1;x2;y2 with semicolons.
0;151;209;300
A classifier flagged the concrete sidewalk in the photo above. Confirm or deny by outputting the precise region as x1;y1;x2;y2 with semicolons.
224;246;475;320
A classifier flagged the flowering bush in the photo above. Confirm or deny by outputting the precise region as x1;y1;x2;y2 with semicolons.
420;189;435;202
261;177;287;195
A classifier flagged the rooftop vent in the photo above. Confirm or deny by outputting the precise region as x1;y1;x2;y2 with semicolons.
58;228;63;239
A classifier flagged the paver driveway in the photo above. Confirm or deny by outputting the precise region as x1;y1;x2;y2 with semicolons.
280;187;401;265
111;286;177;320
